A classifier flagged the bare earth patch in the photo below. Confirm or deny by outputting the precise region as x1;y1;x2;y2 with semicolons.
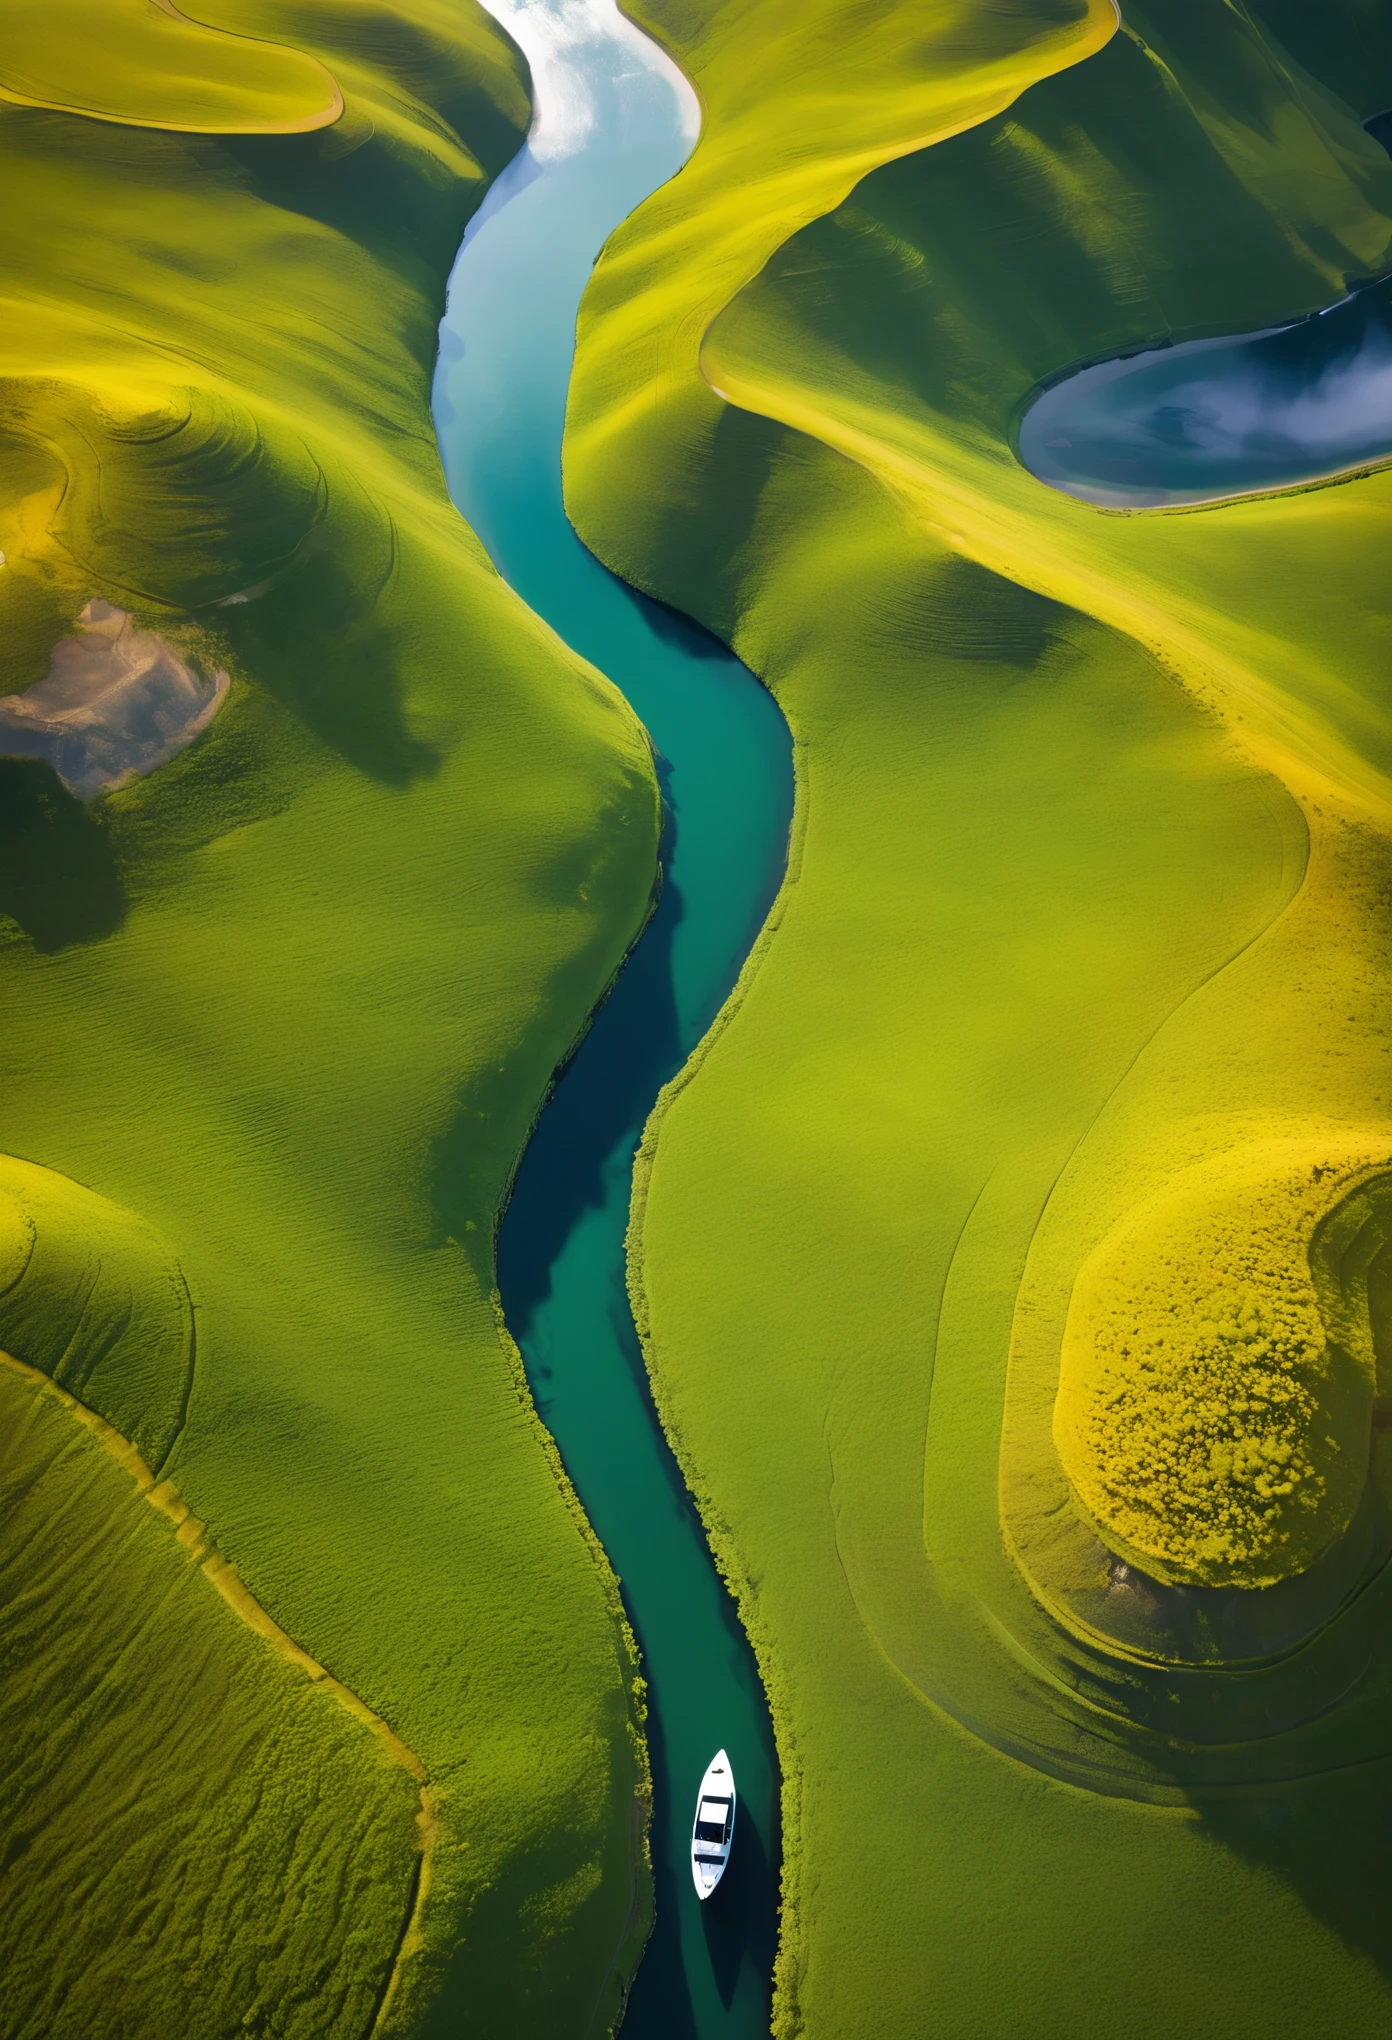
0;600;228;800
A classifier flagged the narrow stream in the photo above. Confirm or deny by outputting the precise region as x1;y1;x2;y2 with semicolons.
432;6;793;2033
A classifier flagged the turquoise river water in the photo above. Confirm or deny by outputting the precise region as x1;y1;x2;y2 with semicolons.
432;4;793;2033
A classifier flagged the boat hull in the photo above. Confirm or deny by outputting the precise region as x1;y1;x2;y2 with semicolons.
690;1749;736;1900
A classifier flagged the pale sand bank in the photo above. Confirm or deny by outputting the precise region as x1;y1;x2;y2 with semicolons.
0;599;228;799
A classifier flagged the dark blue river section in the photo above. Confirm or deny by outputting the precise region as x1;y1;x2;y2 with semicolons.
432;10;792;2035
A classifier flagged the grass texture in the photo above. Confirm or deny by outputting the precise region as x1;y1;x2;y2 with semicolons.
0;0;342;133
0;1349;424;2040
0;3;662;2033
566;0;1392;2033
1054;1141;1392;1588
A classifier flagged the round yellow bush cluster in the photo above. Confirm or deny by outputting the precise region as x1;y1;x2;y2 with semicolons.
1078;1266;1325;1580
1053;1141;1386;1588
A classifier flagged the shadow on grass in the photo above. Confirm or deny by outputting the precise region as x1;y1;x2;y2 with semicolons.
0;759;126;951
1193;1755;1392;1989
216;522;441;789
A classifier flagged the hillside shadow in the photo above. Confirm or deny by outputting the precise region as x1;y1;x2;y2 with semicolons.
212;11;528;277
1194;1756;1392;1986
0;759;126;951
216;532;440;788
614;584;740;663
599;402;787;648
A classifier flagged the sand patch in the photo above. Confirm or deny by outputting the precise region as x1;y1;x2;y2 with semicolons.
0;600;228;800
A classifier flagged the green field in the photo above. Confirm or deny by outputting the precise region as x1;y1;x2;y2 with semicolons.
13;0;1392;2028
0;3;663;2033
571;0;1392;2032
0;1347;423;2040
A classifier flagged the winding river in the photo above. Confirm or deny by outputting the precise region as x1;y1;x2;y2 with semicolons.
432;6;793;2033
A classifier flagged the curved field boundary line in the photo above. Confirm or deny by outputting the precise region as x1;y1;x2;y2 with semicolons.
0;0;343;135
581;0;1122;471
0;1344;426;1769
0;1342;434;2029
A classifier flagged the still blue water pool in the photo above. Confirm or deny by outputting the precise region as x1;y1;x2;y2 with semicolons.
1020;272;1392;509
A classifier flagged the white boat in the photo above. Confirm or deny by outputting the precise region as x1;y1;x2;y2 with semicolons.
690;1749;736;1900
